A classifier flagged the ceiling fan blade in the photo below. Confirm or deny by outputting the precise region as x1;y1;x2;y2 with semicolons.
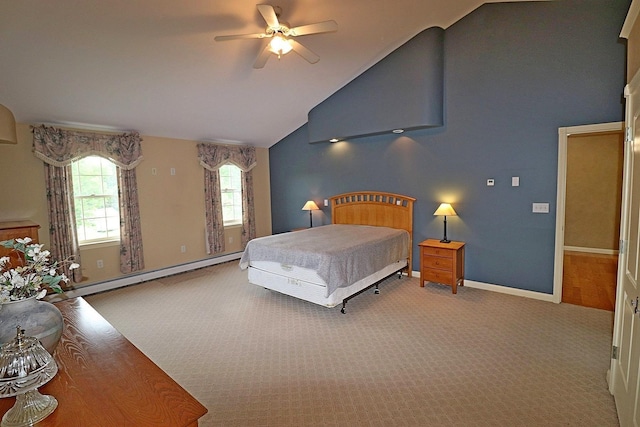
257;4;280;28
289;39;320;64
253;44;272;69
289;20;338;37
215;33;268;41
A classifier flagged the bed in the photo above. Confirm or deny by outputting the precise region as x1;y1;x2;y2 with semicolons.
239;191;415;312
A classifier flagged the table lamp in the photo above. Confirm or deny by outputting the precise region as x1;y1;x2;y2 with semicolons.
433;203;457;243
301;200;320;228
0;327;58;427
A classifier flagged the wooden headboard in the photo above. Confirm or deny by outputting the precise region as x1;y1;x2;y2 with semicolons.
329;191;416;276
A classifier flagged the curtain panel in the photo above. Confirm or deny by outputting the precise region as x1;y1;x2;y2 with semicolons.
44;164;82;283
31;125;145;277
197;143;257;254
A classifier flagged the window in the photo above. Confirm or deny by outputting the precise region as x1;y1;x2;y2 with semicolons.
219;164;242;226
71;156;120;243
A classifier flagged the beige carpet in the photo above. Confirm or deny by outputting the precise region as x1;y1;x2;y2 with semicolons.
85;261;618;426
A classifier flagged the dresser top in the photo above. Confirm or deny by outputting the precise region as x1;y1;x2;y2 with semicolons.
0;220;40;230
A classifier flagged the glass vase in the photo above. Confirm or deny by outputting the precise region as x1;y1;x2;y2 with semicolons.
0;296;63;354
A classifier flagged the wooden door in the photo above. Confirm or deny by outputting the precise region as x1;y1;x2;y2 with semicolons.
611;70;640;426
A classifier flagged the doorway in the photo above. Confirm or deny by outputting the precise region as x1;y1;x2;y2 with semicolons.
553;123;624;308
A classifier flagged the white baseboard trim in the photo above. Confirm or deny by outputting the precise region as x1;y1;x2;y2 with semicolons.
564;246;619;255
64;263;553;303
56;252;243;300
412;271;555;303
463;280;555;303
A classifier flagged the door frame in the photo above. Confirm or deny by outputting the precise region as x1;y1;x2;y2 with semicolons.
553;121;624;303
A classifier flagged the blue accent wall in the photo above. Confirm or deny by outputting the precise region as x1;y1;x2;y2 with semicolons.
269;0;629;294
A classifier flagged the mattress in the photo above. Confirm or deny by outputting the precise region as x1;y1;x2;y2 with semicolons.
248;259;407;307
239;224;409;297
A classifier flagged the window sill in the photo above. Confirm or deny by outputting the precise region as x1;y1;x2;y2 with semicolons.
79;240;120;250
224;224;242;229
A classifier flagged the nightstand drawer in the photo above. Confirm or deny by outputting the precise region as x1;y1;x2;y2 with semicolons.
423;246;454;259
423;255;453;270
423;268;453;284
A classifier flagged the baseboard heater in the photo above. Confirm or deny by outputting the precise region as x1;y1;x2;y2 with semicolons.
55;252;243;300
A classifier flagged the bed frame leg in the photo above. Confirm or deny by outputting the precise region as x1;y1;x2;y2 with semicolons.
341;302;346;314
374;283;380;294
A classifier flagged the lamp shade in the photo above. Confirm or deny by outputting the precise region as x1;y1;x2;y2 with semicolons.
433;203;457;217
301;201;320;211
0;104;17;145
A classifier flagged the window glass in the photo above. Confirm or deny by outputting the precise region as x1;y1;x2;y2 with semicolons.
219;164;242;226
72;156;120;243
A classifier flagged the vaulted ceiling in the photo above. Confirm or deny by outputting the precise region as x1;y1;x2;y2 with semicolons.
0;1;535;148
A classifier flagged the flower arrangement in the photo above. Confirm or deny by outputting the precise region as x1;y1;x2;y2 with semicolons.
0;237;79;303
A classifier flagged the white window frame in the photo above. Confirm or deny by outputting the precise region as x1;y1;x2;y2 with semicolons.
219;164;243;227
71;155;120;245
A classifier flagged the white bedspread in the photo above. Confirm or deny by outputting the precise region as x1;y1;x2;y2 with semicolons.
239;224;409;297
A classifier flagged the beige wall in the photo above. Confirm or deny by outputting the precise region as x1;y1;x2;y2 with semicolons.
565;132;624;250
0;123;272;287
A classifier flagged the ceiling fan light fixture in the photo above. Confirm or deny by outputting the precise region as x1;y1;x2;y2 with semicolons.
268;34;292;57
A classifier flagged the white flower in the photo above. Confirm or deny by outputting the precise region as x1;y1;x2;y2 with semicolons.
0;237;80;300
11;273;25;288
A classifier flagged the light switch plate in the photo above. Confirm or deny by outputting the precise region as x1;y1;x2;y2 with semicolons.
512;177;519;187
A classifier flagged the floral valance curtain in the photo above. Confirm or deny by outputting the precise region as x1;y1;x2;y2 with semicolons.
32;125;143;169
197;143;257;254
197;143;257;173
31;125;145;278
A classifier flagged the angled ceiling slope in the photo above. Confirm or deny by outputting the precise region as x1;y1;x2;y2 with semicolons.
0;1;538;148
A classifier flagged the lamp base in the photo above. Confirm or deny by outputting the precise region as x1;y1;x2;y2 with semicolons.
440;239;451;243
1;389;58;427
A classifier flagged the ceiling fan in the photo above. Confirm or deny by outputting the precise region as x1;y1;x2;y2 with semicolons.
214;4;338;69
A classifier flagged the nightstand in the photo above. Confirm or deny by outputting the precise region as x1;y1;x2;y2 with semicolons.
419;239;465;294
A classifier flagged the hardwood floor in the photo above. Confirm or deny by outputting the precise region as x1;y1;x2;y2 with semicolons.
562;251;618;311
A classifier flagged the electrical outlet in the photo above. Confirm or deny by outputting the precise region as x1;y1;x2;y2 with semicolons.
532;203;549;213
180;245;186;253
487;179;495;186
97;259;104;268
151;167;157;175
171;167;176;176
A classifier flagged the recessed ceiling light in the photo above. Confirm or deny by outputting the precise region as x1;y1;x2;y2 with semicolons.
392;129;404;134
329;138;340;143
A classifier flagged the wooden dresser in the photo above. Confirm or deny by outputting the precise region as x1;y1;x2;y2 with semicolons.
0;298;208;426
419;239;465;294
0;220;40;266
